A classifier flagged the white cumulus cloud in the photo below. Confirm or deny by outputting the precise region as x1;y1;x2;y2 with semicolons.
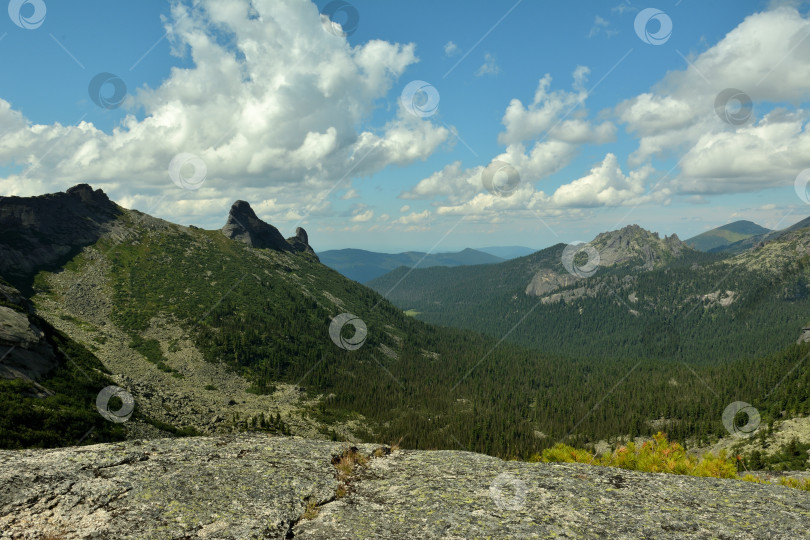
0;0;449;228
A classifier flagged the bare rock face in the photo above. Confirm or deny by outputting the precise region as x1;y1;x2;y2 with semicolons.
221;201;318;258
525;268;580;296
221;200;292;252
526;226;691;299
0;184;120;285
0;435;364;539
0;284;57;386
2;434;809;539
590;224;687;270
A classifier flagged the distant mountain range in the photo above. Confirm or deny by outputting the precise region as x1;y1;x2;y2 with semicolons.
685;220;772;252
476;245;536;259
706;216;810;253
317;247;505;283
368;219;810;363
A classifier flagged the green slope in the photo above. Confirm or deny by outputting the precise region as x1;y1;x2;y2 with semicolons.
0;278;128;449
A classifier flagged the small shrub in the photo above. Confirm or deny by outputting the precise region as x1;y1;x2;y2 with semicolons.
694;450;737;479
302;498;319;519
536;443;597;464
779;477;810;491
537;433;740;480
740;473;767;484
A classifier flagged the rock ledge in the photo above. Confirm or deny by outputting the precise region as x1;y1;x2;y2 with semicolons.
2;434;809;539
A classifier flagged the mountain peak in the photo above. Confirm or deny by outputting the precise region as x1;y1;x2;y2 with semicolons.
0;184;120;287
64;183;114;208
221;201;317;257
591;224;688;270
286;226;318;259
686;220;772;252
221;200;291;252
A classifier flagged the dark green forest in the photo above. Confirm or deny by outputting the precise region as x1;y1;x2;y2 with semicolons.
368;244;810;365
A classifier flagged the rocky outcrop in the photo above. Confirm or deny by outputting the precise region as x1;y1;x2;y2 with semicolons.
525;268;580;296
526;225;690;298
0;184;121;285
591;224;687;270
287;226;318;259
221;200;292;252
1;434;809;539
0;283;57;390
221;201;318;258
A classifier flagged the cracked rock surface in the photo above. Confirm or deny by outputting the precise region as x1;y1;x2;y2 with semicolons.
298;447;810;538
2;434;810;539
0;435;375;539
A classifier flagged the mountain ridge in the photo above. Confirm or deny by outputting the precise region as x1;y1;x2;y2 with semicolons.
0;184;122;291
686;220;772;252
318;247;503;283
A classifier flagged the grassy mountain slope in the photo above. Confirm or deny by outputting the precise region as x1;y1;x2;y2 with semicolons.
712;216;810;253
686;220;771;252
318;247;503;283
0;277;129;449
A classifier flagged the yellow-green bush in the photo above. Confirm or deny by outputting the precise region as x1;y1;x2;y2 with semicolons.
693;450;737;479
531;443;596;464
533;432;808;492
778;477;810;491
539;432;737;478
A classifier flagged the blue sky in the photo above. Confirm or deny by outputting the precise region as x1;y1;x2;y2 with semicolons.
1;0;810;252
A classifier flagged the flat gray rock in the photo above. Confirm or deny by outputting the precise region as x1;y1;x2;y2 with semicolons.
1;435;809;539
0;435;369;539
300;448;810;539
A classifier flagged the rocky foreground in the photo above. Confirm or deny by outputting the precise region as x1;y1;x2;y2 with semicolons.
1;435;809;539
